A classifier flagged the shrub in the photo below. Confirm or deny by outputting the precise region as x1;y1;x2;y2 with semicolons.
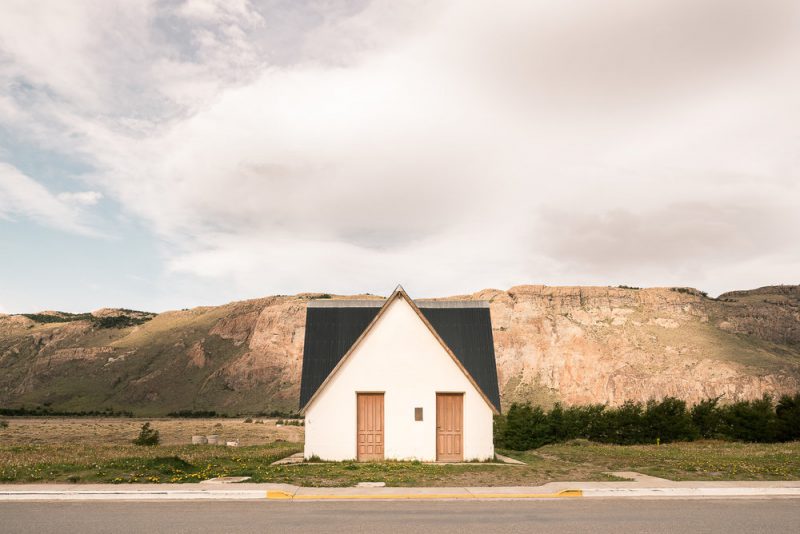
600;401;647;445
19;312;93;323
691;397;724;438
720;395;778;443
283;419;304;426
643;397;697;443
494;393;800;450
495;403;553;450
776;393;800;442
254;410;303;419
547;403;606;441
0;406;132;417
132;422;160;446
18;311;154;328
243;418;253;423
0;420;8;429
166;410;219;418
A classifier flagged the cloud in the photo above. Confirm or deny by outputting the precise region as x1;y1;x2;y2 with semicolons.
57;191;103;206
537;200;800;279
0;163;97;235
1;0;799;300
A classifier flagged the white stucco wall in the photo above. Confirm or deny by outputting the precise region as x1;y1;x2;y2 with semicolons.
303;296;495;461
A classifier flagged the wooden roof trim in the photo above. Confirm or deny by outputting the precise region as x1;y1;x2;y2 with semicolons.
300;287;500;415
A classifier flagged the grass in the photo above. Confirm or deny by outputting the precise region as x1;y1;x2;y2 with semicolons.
0;443;301;484
0;443;618;486
0;417;304;446
1;419;798;485
501;440;800;481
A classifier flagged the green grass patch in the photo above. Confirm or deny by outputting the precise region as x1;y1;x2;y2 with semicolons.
2;440;798;486
0;443;301;484
501;440;800;481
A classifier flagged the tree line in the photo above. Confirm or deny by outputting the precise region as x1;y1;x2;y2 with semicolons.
494;393;800;450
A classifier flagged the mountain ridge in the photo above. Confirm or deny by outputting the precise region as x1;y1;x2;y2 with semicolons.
1;284;798;415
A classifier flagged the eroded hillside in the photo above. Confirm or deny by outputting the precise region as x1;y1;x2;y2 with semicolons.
1;286;798;415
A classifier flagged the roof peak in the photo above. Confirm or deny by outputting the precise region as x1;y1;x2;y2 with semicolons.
307;299;489;309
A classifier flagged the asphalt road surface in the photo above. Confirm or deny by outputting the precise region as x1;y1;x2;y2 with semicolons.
1;499;798;533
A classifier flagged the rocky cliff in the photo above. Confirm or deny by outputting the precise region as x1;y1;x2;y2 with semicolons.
1;285;798;415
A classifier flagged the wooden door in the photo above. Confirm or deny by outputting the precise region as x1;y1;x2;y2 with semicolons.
436;393;463;462
357;393;384;461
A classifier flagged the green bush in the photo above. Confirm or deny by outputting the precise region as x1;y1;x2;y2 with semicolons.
0;406;133;417
602;401;647;445
548;403;604;441
18;311;154;328
691;397;724;438
275;419;303;426
0;420;8;429
494;393;800;450
497;403;554;450
132;422;160;446
166;410;219;418
92;315;152;329
776;393;800;442
643;397;697;443
720;395;778;443
19;312;93;323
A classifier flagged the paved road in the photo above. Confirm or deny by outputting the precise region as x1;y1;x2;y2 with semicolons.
1;499;798;533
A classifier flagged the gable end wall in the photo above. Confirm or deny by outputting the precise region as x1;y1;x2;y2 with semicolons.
304;296;494;461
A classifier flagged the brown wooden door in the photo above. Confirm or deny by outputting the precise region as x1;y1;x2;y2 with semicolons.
436;393;463;462
357;393;384;461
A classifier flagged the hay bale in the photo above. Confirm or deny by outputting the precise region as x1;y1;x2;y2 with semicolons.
192;435;207;445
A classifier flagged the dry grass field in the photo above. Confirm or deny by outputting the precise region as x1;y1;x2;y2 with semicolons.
0;417;303;446
1;418;798;486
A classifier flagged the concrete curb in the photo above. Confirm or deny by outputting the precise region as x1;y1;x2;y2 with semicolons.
266;489;582;501
1;484;799;502
0;489;269;501
582;487;800;498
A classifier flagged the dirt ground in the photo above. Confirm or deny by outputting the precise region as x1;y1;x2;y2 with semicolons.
0;417;304;446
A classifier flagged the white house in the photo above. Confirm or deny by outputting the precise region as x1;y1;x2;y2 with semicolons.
299;286;500;462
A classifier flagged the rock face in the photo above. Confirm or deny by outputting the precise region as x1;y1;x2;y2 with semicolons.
481;285;800;407
0;286;798;414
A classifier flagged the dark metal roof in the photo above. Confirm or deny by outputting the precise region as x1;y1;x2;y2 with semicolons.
299;306;378;410
299;301;500;412
419;307;500;412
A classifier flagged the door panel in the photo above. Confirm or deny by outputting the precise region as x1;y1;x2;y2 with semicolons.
436;393;463;462
357;393;384;461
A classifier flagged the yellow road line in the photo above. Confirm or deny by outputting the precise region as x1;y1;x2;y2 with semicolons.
266;489;582;500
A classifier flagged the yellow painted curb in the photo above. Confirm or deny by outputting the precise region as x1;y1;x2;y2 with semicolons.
266;489;582;501
266;491;294;500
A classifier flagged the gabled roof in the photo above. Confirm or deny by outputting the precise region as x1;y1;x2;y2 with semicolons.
299;288;501;414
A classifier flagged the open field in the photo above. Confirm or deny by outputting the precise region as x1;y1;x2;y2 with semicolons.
0;417;304;446
1;418;799;486
504;440;800;481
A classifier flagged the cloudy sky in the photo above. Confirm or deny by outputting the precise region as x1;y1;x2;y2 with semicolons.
1;0;799;313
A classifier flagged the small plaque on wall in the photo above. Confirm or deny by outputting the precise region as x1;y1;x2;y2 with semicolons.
414;407;423;421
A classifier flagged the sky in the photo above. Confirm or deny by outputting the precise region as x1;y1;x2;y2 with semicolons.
1;0;799;313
